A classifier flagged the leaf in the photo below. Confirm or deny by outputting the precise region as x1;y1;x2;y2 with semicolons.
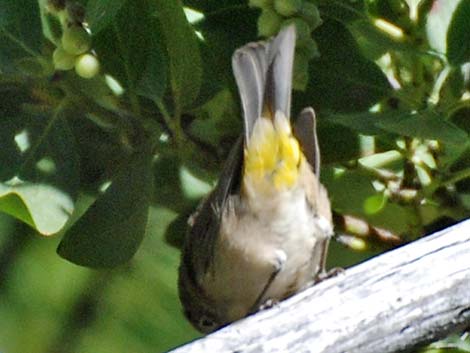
39;4;62;45
92;0;167;101
324;111;392;135
363;193;387;215
154;0;202;110
86;0;127;34
317;123;360;164
299;20;391;113
376;111;469;145
425;0;462;55
0;183;75;234
57;148;154;268
0;110;79;235
317;0;367;23
446;0;470;66
0;0;43;73
322;167;377;215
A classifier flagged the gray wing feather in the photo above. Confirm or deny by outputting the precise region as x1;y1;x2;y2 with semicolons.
183;136;244;278
294;107;320;177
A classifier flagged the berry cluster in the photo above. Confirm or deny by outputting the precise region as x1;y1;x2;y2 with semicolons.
47;0;100;79
249;0;323;90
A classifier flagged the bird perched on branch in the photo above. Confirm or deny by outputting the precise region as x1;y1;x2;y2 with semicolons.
178;25;333;333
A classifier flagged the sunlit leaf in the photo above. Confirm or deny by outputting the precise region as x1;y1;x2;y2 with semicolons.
0;110;79;235
425;0;462;55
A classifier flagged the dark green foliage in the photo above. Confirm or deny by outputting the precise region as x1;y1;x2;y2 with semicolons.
0;0;469;351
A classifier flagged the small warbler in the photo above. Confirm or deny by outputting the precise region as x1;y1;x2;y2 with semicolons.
178;25;333;333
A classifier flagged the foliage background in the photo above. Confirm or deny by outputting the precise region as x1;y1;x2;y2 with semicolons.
0;0;469;352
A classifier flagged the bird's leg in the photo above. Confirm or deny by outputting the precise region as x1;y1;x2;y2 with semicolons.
248;249;286;314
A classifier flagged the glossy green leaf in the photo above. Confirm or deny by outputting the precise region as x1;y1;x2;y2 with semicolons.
446;0;470;66
39;4;62;45
0;0;43;73
317;123;360;163
324;111;393;135
425;0;462;55
58;148;154;268
317;0;367;23
376;111;469;145
363;193;387;215
322;167;377;215
92;0;167;100
154;0;202;110
86;0;127;34
0;110;79;235
299;20;391;113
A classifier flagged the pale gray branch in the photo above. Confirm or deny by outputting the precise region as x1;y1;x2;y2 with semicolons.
170;219;470;353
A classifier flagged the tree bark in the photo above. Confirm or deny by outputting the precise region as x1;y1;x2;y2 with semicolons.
170;219;470;353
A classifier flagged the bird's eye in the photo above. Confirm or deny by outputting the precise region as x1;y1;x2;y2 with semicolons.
199;315;217;332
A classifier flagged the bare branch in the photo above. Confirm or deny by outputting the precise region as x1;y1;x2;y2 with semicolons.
171;219;470;353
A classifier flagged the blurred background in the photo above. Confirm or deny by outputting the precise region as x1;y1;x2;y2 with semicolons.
1;0;469;352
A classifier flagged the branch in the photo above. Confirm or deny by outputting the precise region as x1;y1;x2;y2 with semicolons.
170;219;470;353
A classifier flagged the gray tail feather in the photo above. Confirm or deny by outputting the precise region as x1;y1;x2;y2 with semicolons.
232;25;296;142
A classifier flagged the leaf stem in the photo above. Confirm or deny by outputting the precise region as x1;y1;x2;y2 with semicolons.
0;27;41;58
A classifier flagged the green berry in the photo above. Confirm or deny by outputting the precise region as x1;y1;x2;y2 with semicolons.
283;18;311;45
75;53;100;79
299;2;322;30
53;45;76;70
296;37;319;59
249;0;272;8
274;0;302;17
258;8;283;37
61;25;91;55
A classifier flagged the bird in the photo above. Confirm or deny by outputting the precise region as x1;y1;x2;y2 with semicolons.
178;25;333;333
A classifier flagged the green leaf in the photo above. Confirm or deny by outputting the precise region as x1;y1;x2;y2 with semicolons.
195;7;258;106
425;0;462;55
317;0;367;23
0;0;43;73
154;0;202;110
317;123;360;163
299;20;391;113
363;193;387;215
58;148;154;268
92;0;167;100
324;111;392;135
38;0;62;45
0;110;79;235
376;111;469;145
446;0;470;66
86;0;127;34
322;167;377;215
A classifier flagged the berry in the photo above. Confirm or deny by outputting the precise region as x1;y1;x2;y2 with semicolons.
283;18;311;45
258;8;283;37
299;2;322;30
75;53;100;79
249;0;272;8
61;25;91;55
274;0;302;17
53;45;76;70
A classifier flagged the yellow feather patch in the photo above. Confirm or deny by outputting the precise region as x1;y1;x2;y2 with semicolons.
243;113;303;193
